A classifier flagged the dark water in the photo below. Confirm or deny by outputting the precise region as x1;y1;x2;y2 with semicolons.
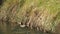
0;20;53;34
0;24;53;34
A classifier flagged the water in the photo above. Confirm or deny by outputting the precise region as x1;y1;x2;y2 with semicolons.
0;22;52;34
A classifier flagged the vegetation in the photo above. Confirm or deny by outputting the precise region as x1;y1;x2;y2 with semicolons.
0;0;60;34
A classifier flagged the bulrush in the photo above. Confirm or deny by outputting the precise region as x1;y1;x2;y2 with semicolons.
0;0;60;34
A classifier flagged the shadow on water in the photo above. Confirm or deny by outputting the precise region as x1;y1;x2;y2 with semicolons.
0;24;53;34
0;30;4;34
0;22;54;34
0;19;53;34
11;25;53;34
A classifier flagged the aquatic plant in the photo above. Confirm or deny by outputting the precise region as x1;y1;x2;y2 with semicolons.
0;0;60;33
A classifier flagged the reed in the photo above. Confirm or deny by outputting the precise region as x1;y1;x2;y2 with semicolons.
0;0;60;33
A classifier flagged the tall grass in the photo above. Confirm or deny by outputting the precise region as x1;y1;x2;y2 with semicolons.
0;0;60;33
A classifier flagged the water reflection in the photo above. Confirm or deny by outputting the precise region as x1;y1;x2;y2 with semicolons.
0;22;53;34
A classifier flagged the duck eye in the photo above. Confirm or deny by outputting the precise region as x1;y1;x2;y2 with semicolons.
21;22;23;25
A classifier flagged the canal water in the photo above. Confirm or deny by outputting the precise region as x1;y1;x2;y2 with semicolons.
0;21;53;34
0;24;53;34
